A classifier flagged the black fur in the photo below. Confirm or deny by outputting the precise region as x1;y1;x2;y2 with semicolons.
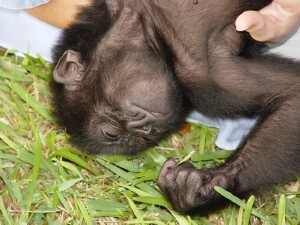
51;0;300;213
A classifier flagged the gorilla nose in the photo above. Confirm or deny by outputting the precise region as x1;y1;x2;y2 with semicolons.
129;125;157;136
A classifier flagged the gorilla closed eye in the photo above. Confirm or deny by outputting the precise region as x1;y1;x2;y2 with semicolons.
101;129;121;140
100;123;122;141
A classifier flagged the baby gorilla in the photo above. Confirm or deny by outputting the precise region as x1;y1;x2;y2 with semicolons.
52;0;300;213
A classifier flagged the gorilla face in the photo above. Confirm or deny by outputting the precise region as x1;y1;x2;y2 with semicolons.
52;32;188;155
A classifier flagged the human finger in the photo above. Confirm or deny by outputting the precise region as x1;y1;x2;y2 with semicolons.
235;11;275;42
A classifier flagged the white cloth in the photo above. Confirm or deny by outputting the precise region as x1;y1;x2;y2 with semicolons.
0;0;50;9
0;8;60;61
187;112;257;150
0;7;299;150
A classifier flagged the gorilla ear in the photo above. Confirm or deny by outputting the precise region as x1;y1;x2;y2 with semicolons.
53;50;85;90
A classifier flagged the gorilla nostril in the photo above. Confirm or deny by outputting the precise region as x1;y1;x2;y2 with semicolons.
137;126;151;135
142;126;151;132
142;125;163;134
152;126;160;134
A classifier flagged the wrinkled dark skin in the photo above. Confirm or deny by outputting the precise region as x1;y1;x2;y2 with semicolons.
52;0;300;213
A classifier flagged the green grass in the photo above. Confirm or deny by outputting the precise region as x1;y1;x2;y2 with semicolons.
0;49;299;225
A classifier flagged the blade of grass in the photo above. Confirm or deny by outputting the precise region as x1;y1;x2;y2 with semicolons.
227;210;236;225
237;206;243;225
97;158;162;197
125;193;145;225
278;194;286;225
49;150;98;175
0;58;26;73
118;183;152;197
0;82;10;92
0;69;32;82
168;209;190;225
52;185;59;209
0;196;13;225
133;171;158;185
285;214;297;225
45;131;56;153
177;150;195;166
60;160;83;178
9;91;28;119
18;150;47;170
21;132;42;222
198;126;207;168
126;220;165;225
21;64;50;80
146;148;167;165
75;196;93;225
0;121;15;134
243;195;255;225
0;132;24;153
199;126;207;155
295;199;300;224
10;180;22;203
56;191;72;213
36;54;49;68
114;160;141;173
91;211;124;217
6;81;52;121
214;186;269;222
133;196;171;208
88;199;127;212
58;178;83;192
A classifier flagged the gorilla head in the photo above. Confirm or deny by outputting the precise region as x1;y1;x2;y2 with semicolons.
51;1;189;155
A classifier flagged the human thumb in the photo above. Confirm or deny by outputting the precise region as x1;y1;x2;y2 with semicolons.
235;11;274;42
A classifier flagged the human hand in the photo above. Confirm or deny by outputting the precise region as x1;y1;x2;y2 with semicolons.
235;0;300;44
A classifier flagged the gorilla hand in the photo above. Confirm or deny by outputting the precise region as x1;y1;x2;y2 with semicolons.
157;158;234;213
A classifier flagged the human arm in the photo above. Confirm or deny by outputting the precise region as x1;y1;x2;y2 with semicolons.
25;0;91;29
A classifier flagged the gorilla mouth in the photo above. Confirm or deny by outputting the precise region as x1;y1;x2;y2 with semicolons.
141;135;158;143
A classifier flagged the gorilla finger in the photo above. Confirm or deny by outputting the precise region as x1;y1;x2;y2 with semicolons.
184;169;209;209
157;158;182;191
